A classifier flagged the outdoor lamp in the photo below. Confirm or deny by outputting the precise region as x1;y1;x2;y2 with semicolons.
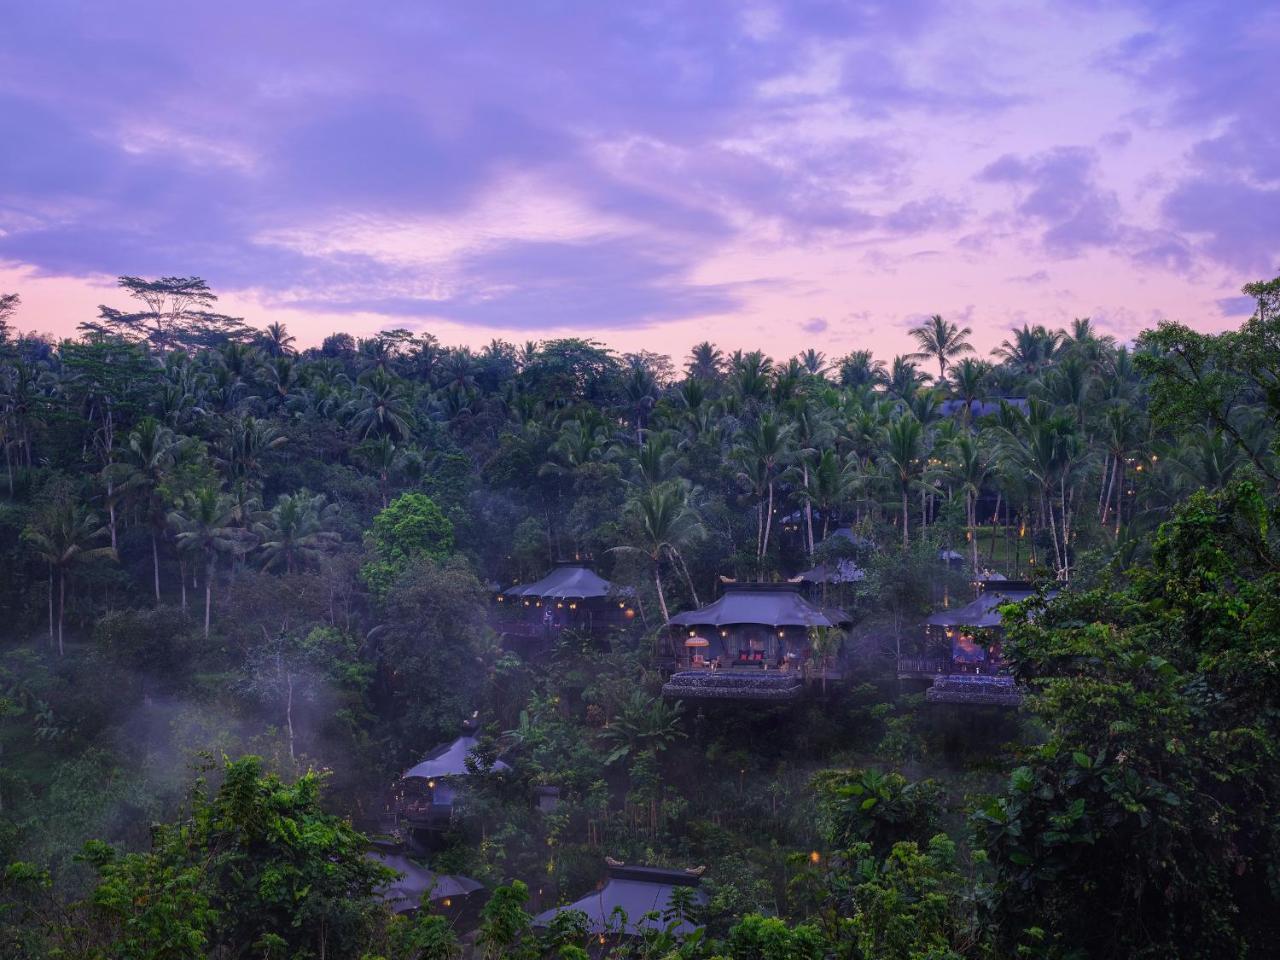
427;780;436;790
809;851;821;864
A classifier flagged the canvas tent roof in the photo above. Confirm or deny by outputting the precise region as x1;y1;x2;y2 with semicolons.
501;563;628;600
533;864;706;936
402;734;511;780
925;586;1054;628
667;583;849;628
369;852;484;913
939;397;1030;419
794;559;865;584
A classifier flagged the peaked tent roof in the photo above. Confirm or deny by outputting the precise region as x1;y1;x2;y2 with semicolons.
501;563;629;600
402;734;511;780
794;559;865;584
369;852;484;913
925;586;1054;628
668;583;849;628
533;865;707;936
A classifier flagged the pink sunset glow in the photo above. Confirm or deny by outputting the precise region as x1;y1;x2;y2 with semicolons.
1;1;1275;359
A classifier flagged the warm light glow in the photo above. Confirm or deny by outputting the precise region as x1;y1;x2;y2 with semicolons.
625;608;635;619
427;780;436;789
809;850;821;864
442;898;452;907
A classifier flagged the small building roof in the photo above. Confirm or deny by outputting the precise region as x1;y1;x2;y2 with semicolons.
939;397;1030;419
402;734;511;781
533;864;706;936
369;852;484;913
501;562;629;600
827;526;874;548
795;559;865;584
925;585;1053;628
667;582;849;629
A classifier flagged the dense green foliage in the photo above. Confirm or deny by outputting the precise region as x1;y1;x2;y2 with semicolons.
0;274;1278;957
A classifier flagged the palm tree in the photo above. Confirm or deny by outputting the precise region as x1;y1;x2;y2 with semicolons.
836;350;886;389
948;358;990;428
883;415;926;548
909;314;974;380
259;321;296;357
22;499;115;655
947;435;990;575
734;413;793;576
685;342;724;381
215;415;287;486
993;324;1062;377
800;450;861;543
788;405;835;554
113;417;182;603
253;492;340;573
610;483;704;626
798;349;829;379
887;356;928;399
170;488;249;638
343;368;414;441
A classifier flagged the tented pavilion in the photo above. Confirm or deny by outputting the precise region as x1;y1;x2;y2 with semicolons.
533;862;707;938
662;582;849;701
495;562;635;644
397;732;511;832
368;851;485;915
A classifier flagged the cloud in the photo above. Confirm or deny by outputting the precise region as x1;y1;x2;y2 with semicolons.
1216;295;1255;317
979;147;1122;256
801;317;828;333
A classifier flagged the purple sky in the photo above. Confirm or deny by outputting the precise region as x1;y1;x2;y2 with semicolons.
1;1;1277;359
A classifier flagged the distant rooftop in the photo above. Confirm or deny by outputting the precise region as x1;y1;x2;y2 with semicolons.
501;562;630;600
402;734;511;781
533;862;706;936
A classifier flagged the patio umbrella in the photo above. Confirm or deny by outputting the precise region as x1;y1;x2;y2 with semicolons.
684;637;710;647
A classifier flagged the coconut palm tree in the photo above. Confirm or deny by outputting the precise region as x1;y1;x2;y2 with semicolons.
342;367;414;441
253;491;341;573
685;341;725;381
948;358;990;429
909;314;974;380
800;449;861;543
734;412;793;576
993;324;1062;377
883;415;926;548
22;499;115;655
259;321;296;357
836;350;886;389
112;417;183;603
947;435;990;575
610;483;705;626
170;487;250;638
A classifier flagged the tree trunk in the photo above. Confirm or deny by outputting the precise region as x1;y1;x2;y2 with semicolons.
761;480;775;578
47;567;55;650
286;668;296;765
803;462;815;556
152;531;162;604
968;492;979;576
57;568;65;657
901;490;910;548
179;558;187;613
203;557;213;639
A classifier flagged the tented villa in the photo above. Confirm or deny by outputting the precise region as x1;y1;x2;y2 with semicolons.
494;562;636;647
661;582;849;702
396;728;512;838
898;579;1054;707
533;861;707;939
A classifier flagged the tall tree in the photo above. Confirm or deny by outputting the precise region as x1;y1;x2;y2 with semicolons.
22;498;116;654
909;314;974;380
